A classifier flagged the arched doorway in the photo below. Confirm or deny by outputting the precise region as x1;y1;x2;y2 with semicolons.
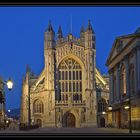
36;119;42;127
63;112;76;128
100;117;105;127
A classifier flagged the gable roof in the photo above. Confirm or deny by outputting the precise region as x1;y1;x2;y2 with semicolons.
95;68;108;86
106;29;140;66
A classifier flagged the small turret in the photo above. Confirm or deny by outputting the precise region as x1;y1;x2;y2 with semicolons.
86;20;93;32
85;20;95;49
44;20;55;49
80;25;85;42
80;25;84;33
26;64;31;74
46;20;54;33
57;25;63;39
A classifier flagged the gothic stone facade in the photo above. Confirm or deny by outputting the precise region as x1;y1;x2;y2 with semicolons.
106;28;140;129
20;21;109;128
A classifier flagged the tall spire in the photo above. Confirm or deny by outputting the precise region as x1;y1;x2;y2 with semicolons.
80;25;85;33
70;15;72;34
80;25;85;40
57;25;63;39
47;20;54;32
86;20;93;31
26;64;31;73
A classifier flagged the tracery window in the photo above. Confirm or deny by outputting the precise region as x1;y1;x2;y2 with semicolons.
58;58;82;102
98;98;107;113
33;100;44;114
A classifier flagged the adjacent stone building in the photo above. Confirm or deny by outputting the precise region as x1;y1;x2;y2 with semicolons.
106;28;140;129
96;69;109;127
20;21;109;128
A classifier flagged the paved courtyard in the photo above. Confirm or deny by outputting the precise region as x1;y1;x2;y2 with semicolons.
0;126;140;135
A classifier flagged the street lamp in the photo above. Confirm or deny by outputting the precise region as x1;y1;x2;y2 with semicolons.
124;105;129;110
6;78;13;91
108;105;112;111
0;78;13;91
129;91;132;134
0;78;13;129
102;111;106;115
124;102;132;133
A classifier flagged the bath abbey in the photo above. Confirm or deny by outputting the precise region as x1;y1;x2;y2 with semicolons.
20;21;109;128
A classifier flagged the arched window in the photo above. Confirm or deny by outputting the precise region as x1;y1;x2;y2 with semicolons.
130;64;135;95
58;58;82;102
98;98;107;113
33;100;44;114
120;64;126;96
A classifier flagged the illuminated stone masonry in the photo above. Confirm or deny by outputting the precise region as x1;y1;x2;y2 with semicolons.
106;28;140;130
20;21;109;128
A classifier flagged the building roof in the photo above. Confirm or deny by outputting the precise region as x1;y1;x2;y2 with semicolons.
135;27;140;33
106;27;140;66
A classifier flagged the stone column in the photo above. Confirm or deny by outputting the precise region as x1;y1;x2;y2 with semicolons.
125;56;130;97
116;64;120;100
109;71;113;103
134;50;137;94
112;111;115;126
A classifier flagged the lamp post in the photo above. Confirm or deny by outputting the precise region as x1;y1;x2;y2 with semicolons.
124;92;132;133
107;105;112;127
108;105;112;111
129;96;132;133
128;83;132;133
124;102;132;133
0;78;13;129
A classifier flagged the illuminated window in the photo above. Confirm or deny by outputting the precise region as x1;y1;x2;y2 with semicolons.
58;58;82;102
73;82;75;92
98;98;107;113
73;71;75;80
62;71;64;80
66;82;68;92
33;100;44;114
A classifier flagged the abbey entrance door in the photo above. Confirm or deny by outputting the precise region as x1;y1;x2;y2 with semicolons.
100;117;105;127
36;119;42;127
63;112;76;128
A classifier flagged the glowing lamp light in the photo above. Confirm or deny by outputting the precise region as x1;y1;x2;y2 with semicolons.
8;109;11;112
6;78;13;91
124;105;129;110
108;105;112;111
102;111;106;115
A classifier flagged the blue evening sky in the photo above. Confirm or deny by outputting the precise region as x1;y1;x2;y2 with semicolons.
0;6;140;110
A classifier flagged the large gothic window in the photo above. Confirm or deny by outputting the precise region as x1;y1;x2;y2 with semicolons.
98;98;107;113
120;64;126;96
58;58;82;102
33;100;44;114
